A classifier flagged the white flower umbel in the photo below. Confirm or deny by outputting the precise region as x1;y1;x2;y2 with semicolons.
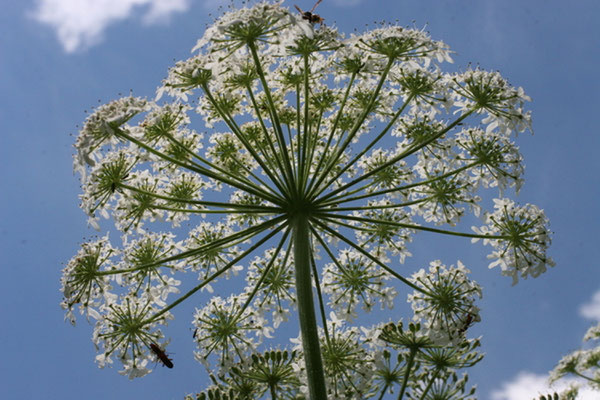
117;232;182;304
61;234;118;324
455;127;524;192
322;249;397;321
74;96;150;177
408;260;482;345
193;295;267;373
472;198;554;285
92;294;173;379
65;2;553;397
320;322;374;399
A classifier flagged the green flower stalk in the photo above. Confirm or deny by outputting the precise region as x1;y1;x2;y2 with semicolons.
62;2;553;398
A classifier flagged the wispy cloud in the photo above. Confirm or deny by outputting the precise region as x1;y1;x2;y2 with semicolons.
579;289;600;321
490;371;596;400
30;0;190;53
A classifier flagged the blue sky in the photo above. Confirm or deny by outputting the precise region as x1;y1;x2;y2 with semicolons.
1;0;599;399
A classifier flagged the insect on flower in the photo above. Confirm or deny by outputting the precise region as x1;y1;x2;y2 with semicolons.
458;312;479;336
150;343;173;368
295;0;324;24
110;174;129;193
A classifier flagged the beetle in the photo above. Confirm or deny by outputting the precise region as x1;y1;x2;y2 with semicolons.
150;343;173;368
295;0;324;25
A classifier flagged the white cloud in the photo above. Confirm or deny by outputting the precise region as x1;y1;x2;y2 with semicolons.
30;0;190;53
579;289;600;321
490;371;597;400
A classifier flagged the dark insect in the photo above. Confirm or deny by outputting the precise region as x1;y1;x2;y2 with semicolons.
192;328;197;339
294;0;324;24
150;343;173;368
458;313;477;335
109;174;129;193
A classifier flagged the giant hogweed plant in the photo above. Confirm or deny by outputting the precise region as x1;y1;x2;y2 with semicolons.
62;2;555;399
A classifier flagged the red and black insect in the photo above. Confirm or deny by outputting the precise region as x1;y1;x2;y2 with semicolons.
458;312;478;336
295;0;324;24
150;343;173;369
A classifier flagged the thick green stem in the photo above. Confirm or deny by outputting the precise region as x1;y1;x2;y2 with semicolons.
292;215;326;399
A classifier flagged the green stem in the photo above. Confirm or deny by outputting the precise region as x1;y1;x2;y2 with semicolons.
304;110;323;187
305;72;357;196
114;127;283;205
309;93;414;201
377;383;390;400
292;215;326;400
322;196;432;212
299;54;311;193
317;211;509;240
397;348;417;400
144;220;287;324
310;217;427;295
571;369;600;384
202;84;291;199
120;183;282;211
248;41;297;198
319;161;480;207
245;84;291;190
159;129;282;201
294;84;302;181
309;57;395;197
316;110;474;205
234;228;291;320
105;216;286;278
152;205;277;215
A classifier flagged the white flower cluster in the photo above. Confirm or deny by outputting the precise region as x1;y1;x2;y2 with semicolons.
408;260;482;345
74;96;150;178
452;69;532;134
455;127;524;192
61;232;183;377
192;295;271;372
356;148;412;195
322;249;397;321
65;1;552;391
92;295;173;379
61;234;118;324
472;198;554;285
281;312;481;399
346;25;453;67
